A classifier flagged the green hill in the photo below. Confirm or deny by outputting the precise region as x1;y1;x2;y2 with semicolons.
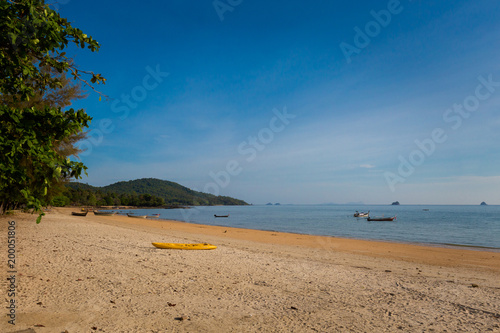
66;182;98;192
65;178;248;206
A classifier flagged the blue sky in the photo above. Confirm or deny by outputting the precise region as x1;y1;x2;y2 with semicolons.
58;0;500;205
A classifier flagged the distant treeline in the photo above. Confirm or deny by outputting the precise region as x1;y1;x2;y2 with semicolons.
53;188;166;207
53;178;248;207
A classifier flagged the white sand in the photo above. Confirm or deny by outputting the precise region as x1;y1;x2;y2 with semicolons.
1;208;499;332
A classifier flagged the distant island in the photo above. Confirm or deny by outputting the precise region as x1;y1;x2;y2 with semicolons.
55;178;248;207
480;202;488;206
391;201;400;205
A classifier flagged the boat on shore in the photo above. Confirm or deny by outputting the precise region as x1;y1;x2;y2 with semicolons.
152;242;217;250
72;211;88;216
93;210;116;216
353;211;369;218
367;216;397;222
214;214;229;218
127;213;147;218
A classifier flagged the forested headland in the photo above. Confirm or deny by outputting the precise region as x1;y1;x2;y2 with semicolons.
53;178;248;207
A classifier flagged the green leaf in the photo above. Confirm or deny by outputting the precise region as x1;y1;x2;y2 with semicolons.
0;1;102;221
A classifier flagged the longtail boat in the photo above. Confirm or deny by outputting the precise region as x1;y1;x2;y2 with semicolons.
353;211;369;218
72;211;88;216
93;210;116;216
367;216;396;222
127;213;147;218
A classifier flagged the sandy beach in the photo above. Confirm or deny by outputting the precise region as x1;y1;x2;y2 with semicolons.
1;208;499;332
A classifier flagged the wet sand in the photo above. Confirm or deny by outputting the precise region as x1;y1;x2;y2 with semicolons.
1;208;499;332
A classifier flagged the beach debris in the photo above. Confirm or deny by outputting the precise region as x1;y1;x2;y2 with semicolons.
34;324;45;327
174;315;190;321
36;301;43;305
290;306;298;310
470;283;479;288
385;270;392;273
168;302;176;307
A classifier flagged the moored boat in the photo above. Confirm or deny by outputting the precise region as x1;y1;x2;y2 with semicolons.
72;211;88;216
214;214;229;218
127;213;147;218
353;211;369;218
367;216;396;222
93;210;116;216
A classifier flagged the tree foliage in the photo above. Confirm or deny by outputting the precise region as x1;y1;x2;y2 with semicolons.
1;65;90;203
60;186;166;208
0;0;104;222
0;0;105;99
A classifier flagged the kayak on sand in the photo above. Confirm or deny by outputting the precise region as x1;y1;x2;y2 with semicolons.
152;242;217;250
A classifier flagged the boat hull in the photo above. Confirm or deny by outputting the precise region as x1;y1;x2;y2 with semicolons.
152;242;217;250
72;211;88;216
127;213;147;218
353;211;369;218
367;217;396;221
94;211;115;216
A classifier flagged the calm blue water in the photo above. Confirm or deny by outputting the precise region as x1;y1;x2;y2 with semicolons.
112;205;500;249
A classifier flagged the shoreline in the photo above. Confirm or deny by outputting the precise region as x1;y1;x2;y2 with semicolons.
2;208;500;332
157;217;500;252
100;205;500;252
103;208;500;254
65;208;500;272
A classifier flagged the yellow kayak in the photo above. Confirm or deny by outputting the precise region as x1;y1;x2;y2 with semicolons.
152;242;217;250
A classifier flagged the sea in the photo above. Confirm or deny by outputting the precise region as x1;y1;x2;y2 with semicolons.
111;205;500;250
